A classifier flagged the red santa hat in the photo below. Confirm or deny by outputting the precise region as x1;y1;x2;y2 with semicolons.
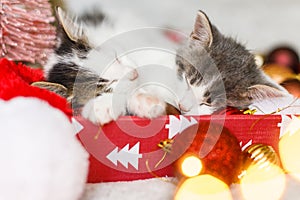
0;58;72;119
0;58;88;200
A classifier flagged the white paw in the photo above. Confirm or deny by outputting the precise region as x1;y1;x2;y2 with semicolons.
178;86;198;113
81;93;126;125
128;92;166;118
126;68;138;81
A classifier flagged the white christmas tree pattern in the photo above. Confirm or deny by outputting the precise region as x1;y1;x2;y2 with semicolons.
71;118;84;135
240;139;253;151
106;142;142;170
165;115;198;139
278;115;300;138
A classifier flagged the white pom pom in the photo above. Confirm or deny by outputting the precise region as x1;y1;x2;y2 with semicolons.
0;97;89;200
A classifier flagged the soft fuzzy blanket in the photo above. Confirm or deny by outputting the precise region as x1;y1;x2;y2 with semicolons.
80;176;300;200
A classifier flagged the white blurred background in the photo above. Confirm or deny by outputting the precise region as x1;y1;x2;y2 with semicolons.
62;0;300;54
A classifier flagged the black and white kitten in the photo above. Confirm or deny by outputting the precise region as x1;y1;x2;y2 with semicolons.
176;11;288;114
45;8;287;122
44;8;166;125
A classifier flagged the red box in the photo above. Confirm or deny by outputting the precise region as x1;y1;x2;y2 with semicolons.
76;114;285;183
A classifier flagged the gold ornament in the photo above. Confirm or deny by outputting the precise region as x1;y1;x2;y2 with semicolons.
239;144;285;199
154;139;174;168
262;64;297;84
158;139;173;153
244;144;280;168
239;144;281;180
242;109;257;115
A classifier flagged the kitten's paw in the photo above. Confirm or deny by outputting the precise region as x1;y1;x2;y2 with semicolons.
127;69;138;81
128;92;166;118
81;94;125;125
178;89;197;113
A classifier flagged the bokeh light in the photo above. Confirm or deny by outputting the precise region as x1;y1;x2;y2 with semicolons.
240;163;286;200
255;54;264;68
175;175;232;200
279;117;300;180
181;155;203;177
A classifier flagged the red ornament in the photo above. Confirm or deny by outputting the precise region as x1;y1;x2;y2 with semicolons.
172;122;243;185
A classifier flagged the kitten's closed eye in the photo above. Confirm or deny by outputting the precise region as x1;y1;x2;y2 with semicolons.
200;90;212;105
77;53;88;59
204;90;210;97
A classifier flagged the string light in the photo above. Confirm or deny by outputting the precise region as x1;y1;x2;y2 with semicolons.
175;175;232;200
279;116;300;180
240;163;286;200
180;155;203;177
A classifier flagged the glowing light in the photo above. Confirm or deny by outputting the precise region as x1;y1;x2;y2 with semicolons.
279;117;300;180
254;54;264;68
181;155;203;177
240;163;286;200
175;175;232;200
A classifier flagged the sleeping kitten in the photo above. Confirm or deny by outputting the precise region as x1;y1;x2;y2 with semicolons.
44;8;166;124
46;8;286;122
176;11;288;114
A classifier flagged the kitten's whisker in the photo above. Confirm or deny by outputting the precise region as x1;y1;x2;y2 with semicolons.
212;93;226;98
215;98;227;101
114;51;121;64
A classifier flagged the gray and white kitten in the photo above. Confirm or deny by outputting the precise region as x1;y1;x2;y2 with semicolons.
176;11;288;114
45;8;287;123
44;8;166;124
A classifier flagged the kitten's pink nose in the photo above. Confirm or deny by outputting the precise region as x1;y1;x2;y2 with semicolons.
129;69;138;81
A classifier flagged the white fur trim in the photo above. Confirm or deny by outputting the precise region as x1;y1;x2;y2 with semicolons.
0;97;89;200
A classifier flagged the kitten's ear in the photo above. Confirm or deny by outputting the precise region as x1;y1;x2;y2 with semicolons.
191;10;213;47
245;84;286;101
56;7;89;44
31;81;69;99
